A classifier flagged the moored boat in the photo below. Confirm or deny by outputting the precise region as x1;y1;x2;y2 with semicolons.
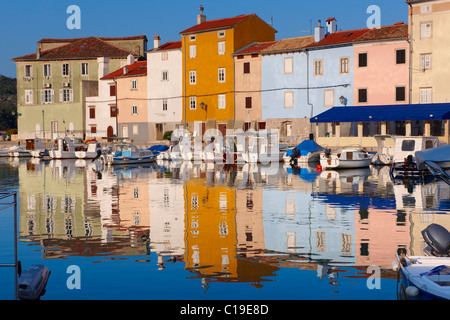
415;144;450;171
49;137;82;159
283;139;325;164
75;141;103;159
319;147;373;169
103;143;157;165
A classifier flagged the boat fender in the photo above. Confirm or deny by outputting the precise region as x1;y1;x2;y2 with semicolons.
391;260;400;272
317;164;322;173
405;286;419;298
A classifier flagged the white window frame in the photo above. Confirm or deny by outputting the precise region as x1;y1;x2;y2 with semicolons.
132;105;138;115
218;68;226;83
81;62;89;76
421;22;432;39
189;45;196;58
25;90;34;105
161;52;168;60
162;71;169;81
314;59;323;76
189;70;197;84
340;57;349;74
162;99;168;111
218;94;226;109
62;63;70;77
284;91;294;108
132;79;138;89
218;30;226;38
189;35;196;42
420;54;432;71
24;65;33;78
420;88;432;104
284;57;293;74
190;96;197;110
218;41;225;55
43;64;52;78
60;89;74;103
41;89;55;104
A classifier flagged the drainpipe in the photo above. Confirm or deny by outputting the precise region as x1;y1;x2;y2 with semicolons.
305;49;314;140
113;78;118;140
408;1;413;105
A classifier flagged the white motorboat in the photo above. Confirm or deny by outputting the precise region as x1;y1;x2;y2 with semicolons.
283;139;325;164
21;138;49;158
18;264;51;300
372;135;395;165
394;224;450;300
319;147;373;169
49;137;82;159
75;141;103;159
0;145;24;157
102;143;157;165
11;138;44;157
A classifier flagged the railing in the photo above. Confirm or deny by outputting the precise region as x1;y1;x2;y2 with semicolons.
0;192;19;300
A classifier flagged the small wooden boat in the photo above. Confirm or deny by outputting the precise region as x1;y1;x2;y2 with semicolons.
319;147;373;169
18;264;51;300
75;141;103;159
0;145;24;157
103;143;157;166
394;224;450;300
49;137;85;159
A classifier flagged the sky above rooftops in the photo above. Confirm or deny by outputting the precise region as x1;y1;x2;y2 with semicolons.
0;0;408;78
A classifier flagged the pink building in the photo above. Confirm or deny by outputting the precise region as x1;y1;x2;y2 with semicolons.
353;23;409;106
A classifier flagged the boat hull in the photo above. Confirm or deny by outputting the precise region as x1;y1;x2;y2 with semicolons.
320;158;372;169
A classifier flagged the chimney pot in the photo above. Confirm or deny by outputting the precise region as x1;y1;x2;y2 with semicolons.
154;35;161;49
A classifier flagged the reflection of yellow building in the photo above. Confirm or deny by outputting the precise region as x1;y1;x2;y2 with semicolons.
184;179;237;279
180;10;276;135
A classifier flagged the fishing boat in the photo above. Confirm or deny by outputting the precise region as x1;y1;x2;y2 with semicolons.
30;138;50;158
75;141;103;159
11;138;44;157
319;147;373;169
18;264;51;300
394;224;450;300
102;143;157;166
49;137;82;159
283;139;325;164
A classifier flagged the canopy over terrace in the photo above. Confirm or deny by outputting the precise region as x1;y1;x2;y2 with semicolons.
309;103;450;148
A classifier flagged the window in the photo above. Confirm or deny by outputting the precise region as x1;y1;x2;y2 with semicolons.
132;79;137;89
396;87;406;102
90;125;97;134
189;45;196;58
43;64;52;77
218;94;226;109
284;91;294;108
243;62;250;74
284;57;293;74
189;35;196;41
420;54;432;70
62;63;70;76
218;30;225;38
358;53;368;67
41;90;54;104
81;63;89;75
189;70;196;84
110;106;117;117
421;5;432;14
218;41;225;55
162;71;168;81
24;65;33;78
190;96;197;110
358;88;368;103
420;88;432;104
421;22;432;38
89;107;95;119
133;125;139;135
314;59;323;76
396;49;406;65
162;99;168;111
245;97;252;109
340;57;349;74
161;52;168;60
110;85;116;97
60;89;73;102
324;89;334;107
25;90;33;104
132;105;138;115
401;140;415;152
218;68;225;83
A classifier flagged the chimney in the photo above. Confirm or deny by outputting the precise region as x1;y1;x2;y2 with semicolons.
326;17;337;34
127;53;135;66
154;35;161;49
98;57;110;79
36;44;41;60
123;66;128;75
197;5;206;24
315;20;326;42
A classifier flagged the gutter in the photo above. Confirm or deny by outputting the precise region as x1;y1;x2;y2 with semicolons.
408;1;413;104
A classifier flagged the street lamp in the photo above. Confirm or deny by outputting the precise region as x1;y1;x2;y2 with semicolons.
200;102;207;111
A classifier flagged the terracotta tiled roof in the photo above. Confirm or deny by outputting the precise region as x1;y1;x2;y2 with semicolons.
180;14;254;34
352;23;408;42
306;28;371;48
233;41;277;56
261;36;315;53
148;41;182;53
101;61;147;80
37;35;148;44
12;37;140;61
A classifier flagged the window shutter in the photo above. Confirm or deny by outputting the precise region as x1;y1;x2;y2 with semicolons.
69;89;74;102
243;62;250;74
51;90;55;103
59;89;64;103
245;97;252;108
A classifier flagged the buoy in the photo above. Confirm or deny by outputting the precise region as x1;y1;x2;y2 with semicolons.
405;286;419;298
317;164;322;173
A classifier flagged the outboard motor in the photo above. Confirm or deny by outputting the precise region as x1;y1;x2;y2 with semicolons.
290;147;300;164
324;149;332;158
421;224;450;257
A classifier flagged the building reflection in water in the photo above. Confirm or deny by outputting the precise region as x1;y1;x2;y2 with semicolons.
15;157;450;289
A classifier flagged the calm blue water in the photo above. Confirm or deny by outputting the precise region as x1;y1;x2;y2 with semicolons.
1;157;449;301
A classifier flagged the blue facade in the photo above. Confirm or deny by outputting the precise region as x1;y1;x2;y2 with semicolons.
261;44;354;120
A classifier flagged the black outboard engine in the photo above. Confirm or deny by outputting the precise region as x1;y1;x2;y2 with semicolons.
324;149;332;158
421;224;450;257
290;147;300;164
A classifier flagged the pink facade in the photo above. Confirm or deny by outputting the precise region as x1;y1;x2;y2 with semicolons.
353;40;410;106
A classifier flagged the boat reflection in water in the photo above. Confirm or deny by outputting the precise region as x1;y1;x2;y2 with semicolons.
7;156;450;299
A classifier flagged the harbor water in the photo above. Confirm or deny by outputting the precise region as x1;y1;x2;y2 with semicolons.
0;156;449;300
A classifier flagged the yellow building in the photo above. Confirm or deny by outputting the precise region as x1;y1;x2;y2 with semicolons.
179;9;276;137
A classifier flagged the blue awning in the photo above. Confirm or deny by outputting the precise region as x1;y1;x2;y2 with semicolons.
310;103;450;123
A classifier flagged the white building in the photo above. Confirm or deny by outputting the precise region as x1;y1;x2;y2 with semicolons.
147;36;183;141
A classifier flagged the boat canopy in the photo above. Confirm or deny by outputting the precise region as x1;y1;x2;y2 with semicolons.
286;140;325;157
310;103;450;123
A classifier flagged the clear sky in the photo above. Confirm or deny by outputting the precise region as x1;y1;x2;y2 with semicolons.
1;0;409;78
